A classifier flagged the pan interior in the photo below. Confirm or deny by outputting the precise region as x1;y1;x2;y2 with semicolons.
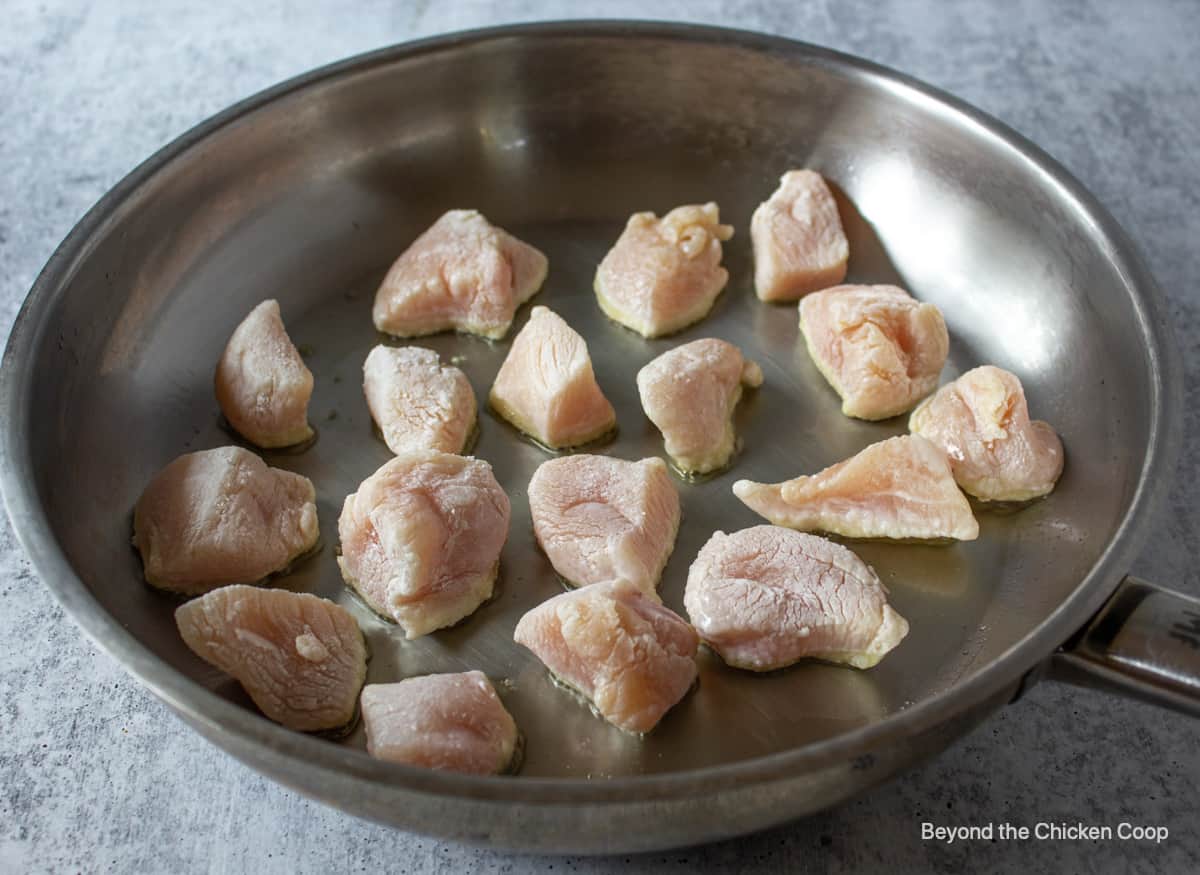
19;32;1152;778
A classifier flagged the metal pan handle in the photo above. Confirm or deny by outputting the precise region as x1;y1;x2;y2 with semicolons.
1046;576;1200;716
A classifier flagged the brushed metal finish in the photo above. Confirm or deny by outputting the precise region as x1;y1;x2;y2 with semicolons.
0;22;1184;852
1052;577;1200;716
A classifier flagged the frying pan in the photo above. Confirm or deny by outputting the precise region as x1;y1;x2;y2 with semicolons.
1;21;1195;854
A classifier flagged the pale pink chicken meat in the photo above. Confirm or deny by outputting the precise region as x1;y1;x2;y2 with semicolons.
488;306;617;449
361;672;519;775
636;338;763;475
132;446;320;595
372;210;548;340
337;451;510;638
514;579;699;734
733;434;979;541
528;455;680;593
176;585;367;732
214;299;314;448
684;526;908;670
594;203;733;338
910;365;1064;502
363;345;477;455
751;170;849;302
800;284;949;420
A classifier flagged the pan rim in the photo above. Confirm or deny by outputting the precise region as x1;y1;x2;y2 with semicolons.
0;19;1183;805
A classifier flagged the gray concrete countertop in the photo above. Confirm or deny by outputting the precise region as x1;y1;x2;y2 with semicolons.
2;1;1198;872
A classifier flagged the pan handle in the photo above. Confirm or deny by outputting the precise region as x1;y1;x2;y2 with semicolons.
1046;576;1200;716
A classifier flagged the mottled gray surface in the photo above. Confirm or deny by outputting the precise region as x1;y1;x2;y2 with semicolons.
1;0;1198;872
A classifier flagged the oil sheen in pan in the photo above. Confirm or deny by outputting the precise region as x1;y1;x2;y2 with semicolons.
225;214;1022;780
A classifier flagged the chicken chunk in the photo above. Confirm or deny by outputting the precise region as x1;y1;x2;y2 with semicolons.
513;579;699;734
175;585;366;732
132;446;319;595
337;451;510;638
528;455;680;593
361;672;519;775
214;299;314;448
363;345;477;455
751;170;849;302
636;338;763;475
594;203;733;338
684;526;908;670
733;434;978;541
372;210;548;340
909;365;1065;502
488;306;616;449
800;284;948;420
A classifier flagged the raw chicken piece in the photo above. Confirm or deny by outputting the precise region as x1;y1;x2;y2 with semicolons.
636;338;763;475
337;451;510;638
361;672;518;775
363;345;477;455
684;526;908;670
594;203;734;338
751;170;849;302
488;306;616;449
528;455;680;593
214;299;314;448
514;579;698;734
733;434;978;541
175;585;366;732
133;446;319;595
372;210;548;340
909;365;1064;502
800;284;948;420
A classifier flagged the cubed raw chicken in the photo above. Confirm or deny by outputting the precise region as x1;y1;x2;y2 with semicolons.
132;446;319;595
361;672;519;775
214;299;314;448
636;338;763;475
175;585;367;732
513;579;699;734
372;210;548;340
337;451;510;638
528;455;680;593
751;170;849;302
488;306;616;449
363;345;477;455
594;203;733;338
684;526;908;670
800;284;948;420
733;434;979;541
910;365;1064;501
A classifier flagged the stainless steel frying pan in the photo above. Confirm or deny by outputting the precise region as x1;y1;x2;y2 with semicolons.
1;21;1196;854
